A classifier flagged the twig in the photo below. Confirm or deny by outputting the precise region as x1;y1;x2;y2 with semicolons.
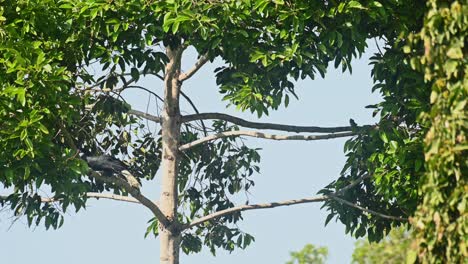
180;91;208;136
123;85;164;102
179;54;209;82
179;131;355;151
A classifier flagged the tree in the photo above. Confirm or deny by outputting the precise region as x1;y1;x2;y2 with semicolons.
289;226;411;264
352;226;414;264
407;1;467;262
0;1;464;264
286;244;328;264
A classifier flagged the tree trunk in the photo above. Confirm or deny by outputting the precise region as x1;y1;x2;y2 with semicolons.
159;44;182;264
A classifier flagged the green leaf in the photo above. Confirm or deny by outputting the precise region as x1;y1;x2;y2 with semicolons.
130;68;140;81
17;88;26;106
24;166;30;180
172;21;180;34
379;132;388;143
348;1;364;9
25;137;33;151
446;47;463;59
38;124;49;134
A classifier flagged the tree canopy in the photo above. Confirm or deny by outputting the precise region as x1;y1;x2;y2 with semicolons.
0;0;465;263
286;244;328;264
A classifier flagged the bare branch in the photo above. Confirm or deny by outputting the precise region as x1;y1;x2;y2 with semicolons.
128;109;162;123
179;131;355;151
178;54;209;82
183;196;328;229
182;173;407;230
86;192;140;203
87;171;171;227
182;113;363;133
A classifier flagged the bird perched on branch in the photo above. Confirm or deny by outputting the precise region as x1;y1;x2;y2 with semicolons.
84;155;141;189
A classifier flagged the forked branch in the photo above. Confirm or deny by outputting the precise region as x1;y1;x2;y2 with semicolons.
179;131;355;151
179;54;209;82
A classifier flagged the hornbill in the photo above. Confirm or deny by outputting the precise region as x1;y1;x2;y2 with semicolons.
84;155;141;189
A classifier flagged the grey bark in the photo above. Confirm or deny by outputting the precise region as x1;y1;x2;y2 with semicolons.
159;44;183;264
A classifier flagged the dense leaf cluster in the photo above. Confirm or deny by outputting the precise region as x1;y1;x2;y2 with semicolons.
319;0;428;243
409;1;467;262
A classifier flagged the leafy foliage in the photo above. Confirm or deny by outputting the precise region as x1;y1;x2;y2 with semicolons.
0;0;88;228
320;1;467;263
285;244;328;264
178;121;260;254
319;0;428;243
407;1;467;263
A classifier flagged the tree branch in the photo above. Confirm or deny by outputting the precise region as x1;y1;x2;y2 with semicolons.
0;192;141;204
183;196;328;229
179;131;355;151
182;173;406;230
122;85;164;102
128;109;162;123
87;171;171;227
333;173;372;195
179;54;209;82
326;195;408;222
182;113;365;133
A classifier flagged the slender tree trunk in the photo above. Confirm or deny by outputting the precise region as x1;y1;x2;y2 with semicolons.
159;44;182;264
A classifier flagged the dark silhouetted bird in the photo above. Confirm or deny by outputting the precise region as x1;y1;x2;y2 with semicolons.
85;155;127;175
84;155;140;189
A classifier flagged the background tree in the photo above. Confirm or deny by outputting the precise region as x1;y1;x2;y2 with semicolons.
352;226;414;264
0;0;465;264
407;1;467;262
286;244;328;264
290;226;412;264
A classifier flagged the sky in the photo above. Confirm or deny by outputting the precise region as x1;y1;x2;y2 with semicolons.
0;42;382;264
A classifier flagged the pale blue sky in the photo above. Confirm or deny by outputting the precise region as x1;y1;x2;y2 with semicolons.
0;42;381;264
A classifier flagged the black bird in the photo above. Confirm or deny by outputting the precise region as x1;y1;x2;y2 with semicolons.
85;155;127;175
84;155;140;189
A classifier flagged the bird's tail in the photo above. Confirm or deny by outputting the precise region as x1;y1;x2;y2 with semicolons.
121;170;141;189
